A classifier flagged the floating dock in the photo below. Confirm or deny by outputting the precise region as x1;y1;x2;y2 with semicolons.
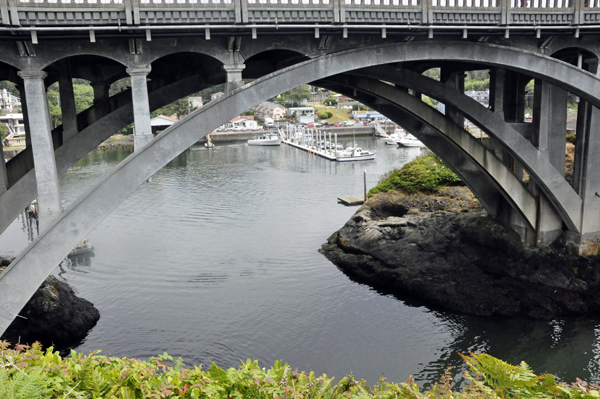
282;140;338;161
337;195;366;206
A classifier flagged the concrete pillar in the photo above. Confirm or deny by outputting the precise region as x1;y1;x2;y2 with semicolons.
0;140;8;196
223;64;245;95
17;70;62;230
58;62;78;143
530;79;568;246
489;68;505;119
567;100;600;255
532;80;568;175
92;81;110;104
441;69;465;128
127;66;153;150
502;71;528;123
17;82;32;148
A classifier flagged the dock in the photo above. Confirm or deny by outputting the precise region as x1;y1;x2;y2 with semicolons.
337;195;366;205
282;140;338;160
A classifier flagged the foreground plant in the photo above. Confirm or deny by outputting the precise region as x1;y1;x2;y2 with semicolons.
1;341;599;398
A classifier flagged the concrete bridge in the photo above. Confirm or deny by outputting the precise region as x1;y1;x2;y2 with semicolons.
2;1;600;336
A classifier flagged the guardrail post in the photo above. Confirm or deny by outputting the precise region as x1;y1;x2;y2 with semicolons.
334;0;341;23
339;0;345;23
235;0;241;23
240;0;248;23
131;0;141;25
0;0;10;26
501;0;510;25
573;0;584;25
421;0;429;24
7;0;19;26
124;0;134;25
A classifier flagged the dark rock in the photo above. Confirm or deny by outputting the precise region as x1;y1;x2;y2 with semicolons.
1;262;100;346
320;189;600;319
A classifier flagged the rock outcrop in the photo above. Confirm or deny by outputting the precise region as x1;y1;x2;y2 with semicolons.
320;188;600;319
1;260;100;346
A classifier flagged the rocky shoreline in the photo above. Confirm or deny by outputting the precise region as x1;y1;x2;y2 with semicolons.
0;259;100;346
320;188;600;319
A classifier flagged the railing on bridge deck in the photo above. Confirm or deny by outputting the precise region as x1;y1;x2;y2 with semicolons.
0;0;598;31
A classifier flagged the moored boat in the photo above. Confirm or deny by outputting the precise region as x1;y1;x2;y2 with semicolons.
336;146;376;162
397;133;424;147
68;239;94;257
248;133;281;146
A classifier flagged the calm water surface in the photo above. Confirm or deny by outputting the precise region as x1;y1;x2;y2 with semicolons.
2;137;600;387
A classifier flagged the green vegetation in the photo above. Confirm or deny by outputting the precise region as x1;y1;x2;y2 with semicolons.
1;342;599;398
368;155;463;197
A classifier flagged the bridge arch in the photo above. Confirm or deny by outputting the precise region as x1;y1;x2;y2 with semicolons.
2;41;600;334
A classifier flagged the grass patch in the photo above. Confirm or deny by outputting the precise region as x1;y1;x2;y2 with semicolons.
369;155;463;197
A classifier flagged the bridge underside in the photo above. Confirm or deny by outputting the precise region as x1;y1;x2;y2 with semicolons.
2;32;600;336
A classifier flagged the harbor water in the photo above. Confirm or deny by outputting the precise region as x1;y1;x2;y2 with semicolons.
1;136;600;387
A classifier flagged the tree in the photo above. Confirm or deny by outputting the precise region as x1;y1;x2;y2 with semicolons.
323;96;338;106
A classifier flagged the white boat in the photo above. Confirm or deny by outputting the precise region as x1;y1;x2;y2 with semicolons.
336;146;376;162
68;239;94;257
248;133;281;146
384;130;403;145
397;133;424;147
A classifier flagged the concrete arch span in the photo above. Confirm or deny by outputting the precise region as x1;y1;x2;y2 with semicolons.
0;42;574;334
346;66;581;232
318;74;537;231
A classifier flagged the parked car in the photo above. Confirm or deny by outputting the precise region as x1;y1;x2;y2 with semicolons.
334;123;343;127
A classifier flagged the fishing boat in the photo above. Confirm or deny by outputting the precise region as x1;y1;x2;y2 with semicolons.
336;146;376;162
68;239;94;257
248;133;281;146
397;133;424;147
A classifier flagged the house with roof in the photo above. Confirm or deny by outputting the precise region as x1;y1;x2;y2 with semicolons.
252;102;287;121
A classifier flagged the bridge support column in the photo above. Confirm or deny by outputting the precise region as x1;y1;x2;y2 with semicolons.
223;64;245;95
58;62;78;142
17;82;32;148
127;66;153;150
441;69;465;128
568;101;600;255
531;79;568;246
17;70;62;230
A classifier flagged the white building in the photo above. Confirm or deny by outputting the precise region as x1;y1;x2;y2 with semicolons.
211;92;224;102
0;89;20;112
188;96;204;109
0;113;25;137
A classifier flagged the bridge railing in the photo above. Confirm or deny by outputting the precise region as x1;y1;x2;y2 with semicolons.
1;0;598;27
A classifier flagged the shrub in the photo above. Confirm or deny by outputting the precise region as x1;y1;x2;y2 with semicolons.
566;133;576;144
1;342;599;398
368;155;463;196
319;112;333;119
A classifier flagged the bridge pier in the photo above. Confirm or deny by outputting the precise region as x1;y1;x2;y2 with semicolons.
127;66;154;150
17;70;62;231
58;61;79;143
224;64;246;95
568;100;600;255
531;80;568;246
